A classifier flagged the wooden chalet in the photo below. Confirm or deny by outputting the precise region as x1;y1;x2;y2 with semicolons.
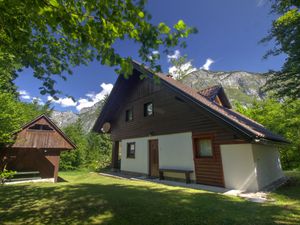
0;115;75;182
93;61;286;192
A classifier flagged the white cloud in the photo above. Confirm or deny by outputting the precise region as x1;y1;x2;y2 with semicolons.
19;90;31;100
47;96;77;107
168;61;197;79
167;50;181;61
47;82;113;111
200;58;214;70
167;50;197;79
76;83;113;111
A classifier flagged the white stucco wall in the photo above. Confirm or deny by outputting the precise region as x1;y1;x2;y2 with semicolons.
220;144;259;192
159;132;195;180
221;143;284;192
120;132;195;180
252;144;284;189
120;137;149;174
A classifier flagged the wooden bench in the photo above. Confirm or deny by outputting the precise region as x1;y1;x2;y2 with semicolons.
15;171;40;176
159;168;193;184
6;171;41;183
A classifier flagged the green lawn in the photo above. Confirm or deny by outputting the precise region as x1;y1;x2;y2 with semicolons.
0;171;299;225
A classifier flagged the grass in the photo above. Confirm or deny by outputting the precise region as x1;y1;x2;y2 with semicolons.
0;171;299;225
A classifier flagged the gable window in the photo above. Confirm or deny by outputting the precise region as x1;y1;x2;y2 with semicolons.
28;124;53;131
127;142;135;158
195;139;213;158
144;102;153;117
125;109;133;121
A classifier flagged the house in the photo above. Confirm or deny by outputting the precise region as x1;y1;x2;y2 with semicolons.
0;115;76;182
93;61;286;192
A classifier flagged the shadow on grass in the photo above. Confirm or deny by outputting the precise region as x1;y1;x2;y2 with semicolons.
0;176;299;225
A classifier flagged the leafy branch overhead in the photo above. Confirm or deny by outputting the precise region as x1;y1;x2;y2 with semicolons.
262;0;300;98
0;0;197;97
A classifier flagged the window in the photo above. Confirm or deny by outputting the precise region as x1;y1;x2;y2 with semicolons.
144;102;153;117
125;109;133;121
195;139;213;157
127;142;135;158
28;124;53;131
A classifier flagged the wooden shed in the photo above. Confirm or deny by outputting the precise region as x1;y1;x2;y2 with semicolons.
0;115;76;182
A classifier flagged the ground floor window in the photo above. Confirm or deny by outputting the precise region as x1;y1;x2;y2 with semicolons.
195;139;213;158
126;142;136;158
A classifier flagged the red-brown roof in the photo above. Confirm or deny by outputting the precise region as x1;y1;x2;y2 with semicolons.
198;85;232;109
198;85;222;100
93;61;287;143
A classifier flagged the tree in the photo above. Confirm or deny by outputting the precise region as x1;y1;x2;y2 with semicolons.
169;55;195;80
0;93;52;147
262;0;300;98
0;0;197;97
235;98;300;169
60;121;112;171
60;121;86;170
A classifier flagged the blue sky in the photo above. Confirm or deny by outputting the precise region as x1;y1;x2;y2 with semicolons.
16;0;285;112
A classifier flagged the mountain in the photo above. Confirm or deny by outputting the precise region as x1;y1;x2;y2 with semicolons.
181;69;267;104
50;111;79;128
78;100;104;132
50;100;104;132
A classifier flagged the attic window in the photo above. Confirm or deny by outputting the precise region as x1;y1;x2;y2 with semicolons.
125;109;133;122
144;102;153;117
28;124;53;131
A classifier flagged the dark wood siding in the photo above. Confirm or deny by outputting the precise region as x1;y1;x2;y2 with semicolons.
4;149;61;182
110;79;246;142
108;78;248;187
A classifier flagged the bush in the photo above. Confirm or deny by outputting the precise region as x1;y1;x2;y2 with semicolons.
235;98;300;170
0;169;16;184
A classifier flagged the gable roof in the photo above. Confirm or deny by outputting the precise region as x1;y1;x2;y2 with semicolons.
93;61;287;144
198;85;232;108
11;114;76;149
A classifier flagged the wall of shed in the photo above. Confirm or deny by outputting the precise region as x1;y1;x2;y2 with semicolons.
3;149;61;181
221;143;284;192
252;144;284;190
120;132;195;180
220;144;258;192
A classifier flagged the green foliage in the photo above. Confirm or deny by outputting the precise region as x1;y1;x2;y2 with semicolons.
60;121;112;171
262;0;300;98
0;169;16;184
235;98;300;169
0;0;197;97
0;92;52;146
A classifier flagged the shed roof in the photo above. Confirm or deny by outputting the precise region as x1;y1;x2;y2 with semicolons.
10;114;76;150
